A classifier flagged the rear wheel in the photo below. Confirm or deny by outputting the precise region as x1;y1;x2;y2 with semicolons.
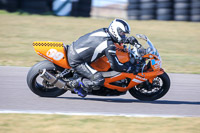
27;60;67;97
129;72;170;101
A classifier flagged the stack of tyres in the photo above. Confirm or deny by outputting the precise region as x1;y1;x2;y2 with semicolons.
0;0;19;12
71;0;79;17
71;0;91;17
47;0;92;17
190;0;200;22
156;0;173;21
20;0;52;14
174;0;190;21
140;0;156;20
77;0;91;17
0;0;2;9
127;0;140;20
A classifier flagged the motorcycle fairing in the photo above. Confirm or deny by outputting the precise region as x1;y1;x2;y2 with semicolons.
115;44;130;63
104;69;164;92
103;50;164;92
33;41;71;69
91;44;130;71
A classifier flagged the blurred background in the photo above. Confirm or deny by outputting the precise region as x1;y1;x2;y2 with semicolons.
0;0;200;73
0;0;199;22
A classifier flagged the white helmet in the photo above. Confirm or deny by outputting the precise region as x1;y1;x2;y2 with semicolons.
108;19;131;43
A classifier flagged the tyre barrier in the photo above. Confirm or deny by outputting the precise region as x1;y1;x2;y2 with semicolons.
0;0;199;21
0;0;92;17
69;0;92;17
127;0;140;20
21;0;51;14
190;0;200;22
127;0;200;22
174;0;190;21
76;0;92;17
156;0;173;21
0;0;19;12
0;0;52;14
139;0;156;20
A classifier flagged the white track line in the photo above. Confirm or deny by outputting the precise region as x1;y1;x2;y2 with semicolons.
0;110;194;118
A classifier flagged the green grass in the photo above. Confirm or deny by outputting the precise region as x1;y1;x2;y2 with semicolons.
0;10;200;73
0;114;200;133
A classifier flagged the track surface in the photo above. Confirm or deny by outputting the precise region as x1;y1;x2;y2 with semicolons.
0;66;200;117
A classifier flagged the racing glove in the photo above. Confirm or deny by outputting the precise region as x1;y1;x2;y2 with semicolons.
125;36;139;45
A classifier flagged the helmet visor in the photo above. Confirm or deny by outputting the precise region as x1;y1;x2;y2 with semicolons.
118;28;129;41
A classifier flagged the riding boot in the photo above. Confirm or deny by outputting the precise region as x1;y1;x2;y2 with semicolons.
66;78;87;98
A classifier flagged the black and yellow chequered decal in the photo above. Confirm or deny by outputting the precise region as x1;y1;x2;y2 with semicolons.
32;41;63;47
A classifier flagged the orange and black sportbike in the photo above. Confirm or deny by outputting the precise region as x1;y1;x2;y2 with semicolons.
27;34;170;101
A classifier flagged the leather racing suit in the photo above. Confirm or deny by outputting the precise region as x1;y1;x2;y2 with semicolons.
67;28;133;91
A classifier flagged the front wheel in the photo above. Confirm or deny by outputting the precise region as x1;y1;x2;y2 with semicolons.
27;60;67;97
129;72;170;101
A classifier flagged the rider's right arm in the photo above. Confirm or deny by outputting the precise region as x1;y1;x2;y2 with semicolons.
105;41;130;72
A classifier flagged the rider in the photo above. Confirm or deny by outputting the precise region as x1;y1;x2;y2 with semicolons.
67;18;140;97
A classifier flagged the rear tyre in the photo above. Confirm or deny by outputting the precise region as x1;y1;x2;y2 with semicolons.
129;72;170;101
27;60;67;97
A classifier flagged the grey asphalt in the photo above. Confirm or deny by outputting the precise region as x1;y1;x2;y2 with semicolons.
0;66;200;117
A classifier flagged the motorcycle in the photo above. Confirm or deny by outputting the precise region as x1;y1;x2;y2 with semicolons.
27;34;170;101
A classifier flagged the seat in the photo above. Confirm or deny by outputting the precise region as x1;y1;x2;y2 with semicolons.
63;44;71;68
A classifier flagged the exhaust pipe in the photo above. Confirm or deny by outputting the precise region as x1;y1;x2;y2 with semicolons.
39;69;69;90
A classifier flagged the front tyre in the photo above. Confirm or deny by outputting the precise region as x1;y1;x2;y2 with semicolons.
129;72;170;101
27;60;67;97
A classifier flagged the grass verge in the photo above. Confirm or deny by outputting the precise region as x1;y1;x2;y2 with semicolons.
0;114;200;133
0;10;200;73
